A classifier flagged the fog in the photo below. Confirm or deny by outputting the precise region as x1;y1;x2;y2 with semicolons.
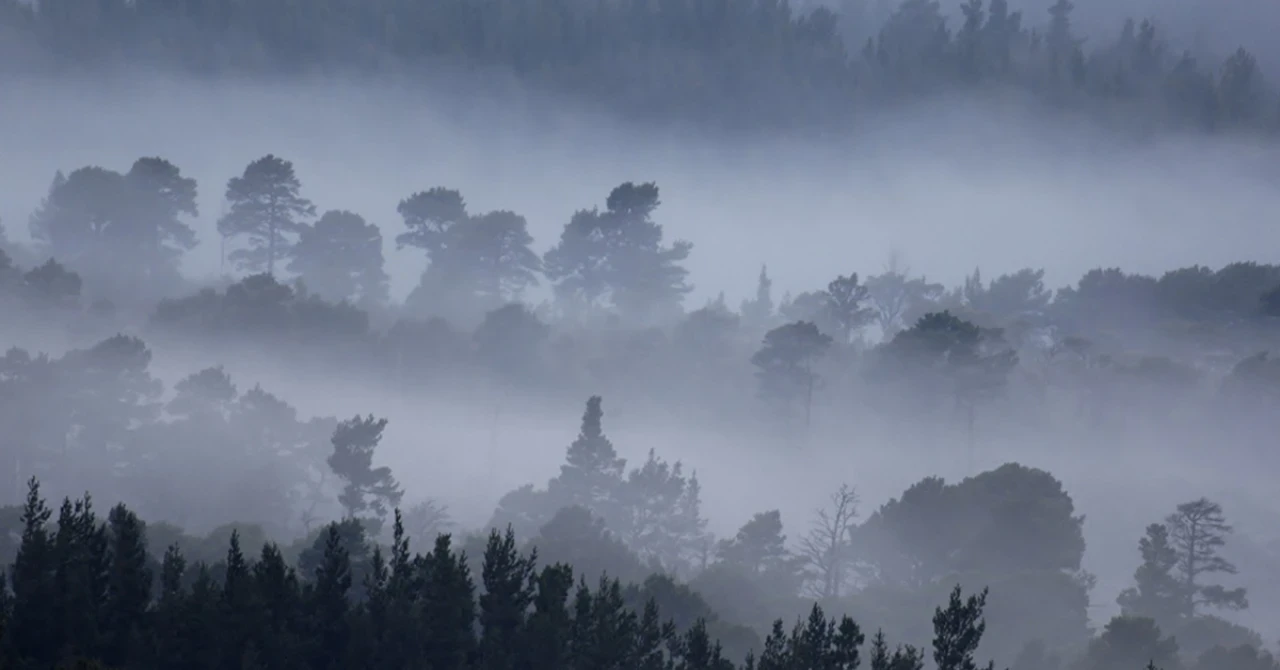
4;57;1280;669
4;73;1280;308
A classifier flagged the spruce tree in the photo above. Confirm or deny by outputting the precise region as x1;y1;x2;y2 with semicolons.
419;534;476;670
1117;523;1182;624
151;545;188;670
308;524;353;670
220;530;257;669
9;479;57;667
252;543;301;669
102;504;152;668
552;396;627;525
479;527;536;670
53;494;110;662
0;569;12;667
932;586;995;670
524;564;575;670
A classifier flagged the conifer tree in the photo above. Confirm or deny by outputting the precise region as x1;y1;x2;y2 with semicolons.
308;524;353;670
932;586;995;670
1165;498;1248;617
418;534;476;670
9;479;57;667
0;569;11;666
479;527;537;670
552;396;627;525
220;530;257;669
151;544;188;670
53;494;109;662
218;154;315;276
253;543;301;669
102;504;151;668
751;321;832;427
741;265;775;331
1117;523;1182;625
328;414;404;536
524;564;575;670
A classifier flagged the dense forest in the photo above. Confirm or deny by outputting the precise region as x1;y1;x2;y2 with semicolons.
0;0;1277;132
1;142;1279;669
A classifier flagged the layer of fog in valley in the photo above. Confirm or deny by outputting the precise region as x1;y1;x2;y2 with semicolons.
5;1;1280;668
4;74;1280;309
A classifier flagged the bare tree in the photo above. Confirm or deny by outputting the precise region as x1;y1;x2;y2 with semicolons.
1165;497;1248;617
800;483;860;598
400;498;452;549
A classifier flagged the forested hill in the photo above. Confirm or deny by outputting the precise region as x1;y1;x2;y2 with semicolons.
0;0;1275;134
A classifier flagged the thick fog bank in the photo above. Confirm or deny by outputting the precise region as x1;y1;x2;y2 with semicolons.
3;73;1280;308
138;342;1280;635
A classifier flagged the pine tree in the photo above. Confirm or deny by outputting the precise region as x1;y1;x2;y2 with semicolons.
151;544;188;670
102;504;152;667
327;415;404;536
0;569;12;667
418;534;476;670
932;586;995;670
218;154;315;276
870;630;891;670
186;563;221;670
9;479;57;667
631;598;673;670
751;321;833;428
220;530;257;669
674;618;733;670
308;524;353;670
717;510;804;592
741;265;775;331
823;273;875;345
524;564;575;670
287;210;390;307
252;543;301;670
379;511;418;670
1117;523;1182;625
479;527;537;670
552;396;627;525
53;494;110;662
1165;498;1248;617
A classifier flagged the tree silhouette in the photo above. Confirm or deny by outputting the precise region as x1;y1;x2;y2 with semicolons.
395;187;467;257
932;586;995;670
823;272;875;345
799;484;860;599
751;321;833;427
549;396;627;526
544;182;691;321
1117;523;1183;627
1165;498;1248;617
288;210;389;307
327;415;403;535
740;265;776;332
28;158;197;292
218;155;315;276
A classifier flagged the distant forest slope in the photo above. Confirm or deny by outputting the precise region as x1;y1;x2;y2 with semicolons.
0;0;1276;134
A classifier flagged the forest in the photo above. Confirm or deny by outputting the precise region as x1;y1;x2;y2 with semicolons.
0;0;1277;133
3;0;1280;667
0;140;1279;670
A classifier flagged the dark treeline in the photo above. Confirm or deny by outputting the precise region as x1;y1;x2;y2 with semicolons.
0;0;1276;133
0;477;1010;670
0;413;1270;670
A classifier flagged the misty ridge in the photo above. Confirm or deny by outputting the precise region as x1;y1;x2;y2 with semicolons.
4;1;1280;670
